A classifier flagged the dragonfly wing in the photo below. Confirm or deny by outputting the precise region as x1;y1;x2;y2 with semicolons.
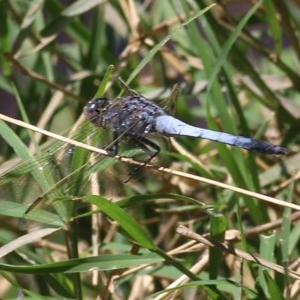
160;83;181;116
155;115;288;155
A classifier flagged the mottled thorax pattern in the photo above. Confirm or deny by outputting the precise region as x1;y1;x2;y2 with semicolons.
84;94;166;137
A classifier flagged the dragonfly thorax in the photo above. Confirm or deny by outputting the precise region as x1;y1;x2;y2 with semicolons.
84;94;166;136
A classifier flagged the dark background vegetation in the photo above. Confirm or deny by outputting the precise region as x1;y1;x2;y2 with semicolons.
0;0;300;299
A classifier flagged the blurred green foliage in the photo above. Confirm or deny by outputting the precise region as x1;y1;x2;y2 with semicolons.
0;1;299;299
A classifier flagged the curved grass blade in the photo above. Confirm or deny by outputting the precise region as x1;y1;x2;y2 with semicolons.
126;4;216;84
0;253;163;274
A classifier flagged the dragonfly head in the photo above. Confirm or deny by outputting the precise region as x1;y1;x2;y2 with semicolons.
84;97;110;125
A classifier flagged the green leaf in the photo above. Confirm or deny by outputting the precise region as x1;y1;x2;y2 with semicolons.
0;228;60;258
209;212;227;279
0;253;163;273
84;195;156;250
264;0;282;56
264;270;284;300
258;233;276;297
206;0;263;96
0;200;64;227
0;118;32;162
62;0;107;17
126;4;215;84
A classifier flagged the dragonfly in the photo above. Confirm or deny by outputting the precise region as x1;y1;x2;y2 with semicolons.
0;83;287;223
84;87;288;162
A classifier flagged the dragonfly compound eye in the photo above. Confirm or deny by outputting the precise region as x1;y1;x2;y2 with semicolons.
93;97;110;110
84;97;111;125
85;98;108;112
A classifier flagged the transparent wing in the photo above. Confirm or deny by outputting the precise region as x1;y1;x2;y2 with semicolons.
0;102;162;229
160;83;181;116
0;118;123;227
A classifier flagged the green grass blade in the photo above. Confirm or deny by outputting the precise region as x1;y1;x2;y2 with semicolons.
85;195;156;249
126;4;215;84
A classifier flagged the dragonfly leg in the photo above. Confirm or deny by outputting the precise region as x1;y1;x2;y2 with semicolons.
123;136;160;183
131;136;160;163
105;131;119;156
